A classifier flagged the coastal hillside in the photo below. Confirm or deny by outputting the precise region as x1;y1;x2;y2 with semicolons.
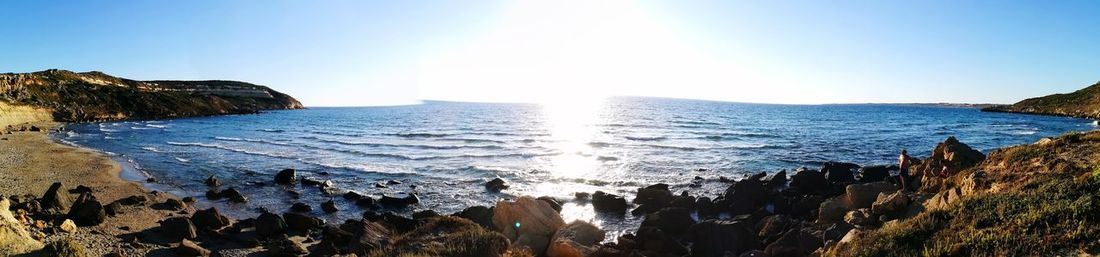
983;81;1100;119
0;69;303;122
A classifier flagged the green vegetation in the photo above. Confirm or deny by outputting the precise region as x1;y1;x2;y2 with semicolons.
833;172;1100;257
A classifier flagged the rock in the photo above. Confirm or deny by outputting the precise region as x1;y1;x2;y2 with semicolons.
686;219;759;257
41;182;74;213
822;162;859;183
764;229;823;257
204;175;220;187
69;185;93;194
0;198;43;255
574;192;591;201
636;227;689;256
843;209;878;228
790;169;829;194
412;210;440;220
374;182;388;188
205;189;222;200
870;191;909;217
42;237;88;257
924;187;963;210
255;212;288;238
547;221;605;257
485;178;509;192
59;219;77;233
118;195;148;205
220;188;247;203
634;184;674;206
817;197;847;223
265;236;309;256
379;193;420;208
191;208;231;230
160;217;198;241
756;215;792;241
291;203;312;212
696;197;720;218
381;212;419;233
591;191;628;213
342;191;363;200
322;200;339;213
283;212;324;231
857;165;894;182
640;208;695;236
164;198;187;211
348;221;391;255
104;201;123;216
725;179;768;215
842;182;896;210
67;192;106;226
355;197;377;208
175;239;211;257
275;168;296;184
182;197;196;203
960;171;988;196
823;222;853;244
454;206;495;230
493;196;566;254
537;196;563;213
387;180;402;185
766;170;788;190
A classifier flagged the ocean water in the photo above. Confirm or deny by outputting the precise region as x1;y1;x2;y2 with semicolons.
55;97;1095;234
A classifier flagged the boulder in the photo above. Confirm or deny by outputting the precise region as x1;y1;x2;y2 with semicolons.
275;169;296;184
756;215;792;241
164;198;187;211
342;191;364;200
118;195;148;205
379;193;419;208
0;198;43;255
412;210;440;220
960;171;988;196
842;182;896;210
175;239;211;257
547;221;605;257
764;229;823;257
485;178;509;192
640;208;695;236
685;219;758;257
817;197;847;224
204;175;220;187
493;196;565;254
205;189;222;200
857;165;894;182
255;212;287;238
636;227;689;256
355;197;377;208
591;191;628;213
843;209;878;228
537;196;563;213
283;212;324;231
725;179;767;215
42;237;89;257
454;206;495;230
870;191;909;217
291;203;312;212
822;162;859;183
924;187;963;210
59;219;77;233
41;182;74;213
634;184;674;206
823;222;853;244
160;217;198;241
265;236;309;256
790;170;829;194
191;208;231;230
766;170;788;190
104;202;123;216
322;200;339;213
67;192;106;226
220;188;247;203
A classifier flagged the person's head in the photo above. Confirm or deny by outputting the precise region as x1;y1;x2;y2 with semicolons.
901;149;908;155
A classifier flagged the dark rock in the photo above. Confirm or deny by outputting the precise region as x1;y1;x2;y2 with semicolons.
355;197;377;208
822;162;859;183
67;192;106;226
453;206;495;230
118;195;148;205
412;210;440;220
725;179;768;215
686;219;760;257
484;178;509;192
696;196;721;219
574;192;591;201
321;200;338;213
592;191;628;213
164;198;187;211
69;185;93;194
378;193;419;208
789;169;829;194
191;208;231;230
374;182;388;188
204;175;220;187
147;177;157;183
537;196;563;213
387;180;401;185
275;169;296;184
175;239;211;257
635;227;688;256
381;212;418;233
823;222;853;244
255;212;287;238
858;165;894;183
283;212;324;231
633;184;673;214
640;208;695;236
205;189;222;200
764;229;822;257
756;215;792;242
104;201;123;216
220;188;247;203
748;172;768;181
265;235;309;257
42;238;89;257
348;221;391;256
40;182;73;213
342;191;363;200
160;217;198;241
287;190;301;199
301;177;324;187
766;170;788;190
291;203;312;212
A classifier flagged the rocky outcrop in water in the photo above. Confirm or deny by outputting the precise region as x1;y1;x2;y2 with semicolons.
0;69;303;122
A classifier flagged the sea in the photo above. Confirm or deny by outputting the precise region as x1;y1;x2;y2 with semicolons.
53;97;1096;235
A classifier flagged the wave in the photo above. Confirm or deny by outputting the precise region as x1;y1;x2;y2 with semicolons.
212;136;294;146
312;138;505;150
146;124;169;128
671;120;722;126
625;136;667;141
436;138;509;144
166;141;296;159
141;146;162;153
174;157;189;162
260;128;286;133
130;126;154;130
390;132;452;138
99;128;119;132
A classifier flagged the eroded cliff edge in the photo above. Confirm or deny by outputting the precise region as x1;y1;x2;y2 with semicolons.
0;69;303;122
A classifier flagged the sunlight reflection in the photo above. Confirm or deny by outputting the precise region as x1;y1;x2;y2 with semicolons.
540;97;606;179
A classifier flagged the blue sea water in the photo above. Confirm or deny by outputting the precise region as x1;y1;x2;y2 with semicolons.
54;97;1095;234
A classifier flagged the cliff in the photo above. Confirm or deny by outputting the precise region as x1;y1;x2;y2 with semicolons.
982;81;1100;119
0;69;303;122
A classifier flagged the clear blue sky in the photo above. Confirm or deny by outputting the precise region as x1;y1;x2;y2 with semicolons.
2;1;1099;106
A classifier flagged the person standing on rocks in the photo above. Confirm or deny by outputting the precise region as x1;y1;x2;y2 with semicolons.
898;150;912;191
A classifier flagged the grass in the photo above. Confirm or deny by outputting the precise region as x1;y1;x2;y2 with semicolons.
830;172;1100;257
367;216;513;257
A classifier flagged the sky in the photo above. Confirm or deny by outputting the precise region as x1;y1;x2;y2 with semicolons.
2;1;1100;106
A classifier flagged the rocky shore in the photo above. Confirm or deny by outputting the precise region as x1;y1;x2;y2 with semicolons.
2;120;1099;256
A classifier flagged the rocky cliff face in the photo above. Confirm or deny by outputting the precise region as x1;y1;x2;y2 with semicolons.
982;81;1100;119
0;69;303;122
